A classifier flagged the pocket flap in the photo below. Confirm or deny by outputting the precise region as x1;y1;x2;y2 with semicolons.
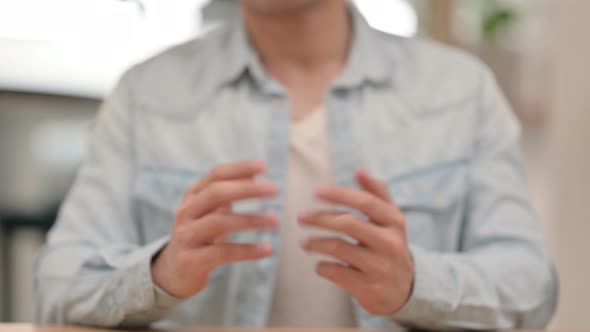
387;160;468;212
135;167;201;212
135;166;265;214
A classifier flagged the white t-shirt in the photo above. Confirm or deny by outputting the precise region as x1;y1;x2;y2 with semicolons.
267;107;356;327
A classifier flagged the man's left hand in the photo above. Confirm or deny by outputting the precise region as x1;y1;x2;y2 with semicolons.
298;169;415;315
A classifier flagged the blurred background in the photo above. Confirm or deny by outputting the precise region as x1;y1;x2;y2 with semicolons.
0;0;588;328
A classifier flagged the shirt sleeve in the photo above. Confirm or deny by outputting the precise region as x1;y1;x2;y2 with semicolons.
34;67;184;327
391;66;559;330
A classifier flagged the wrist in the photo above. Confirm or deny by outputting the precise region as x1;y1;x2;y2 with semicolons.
150;245;175;296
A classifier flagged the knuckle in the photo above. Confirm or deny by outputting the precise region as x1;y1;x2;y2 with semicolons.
207;216;225;234
360;195;377;211
340;215;360;233
384;235;403;255
330;240;346;254
175;202;191;220
208;165;224;179
205;184;224;201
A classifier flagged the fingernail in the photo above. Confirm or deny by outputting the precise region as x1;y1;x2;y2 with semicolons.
357;168;368;177
315;186;329;197
257;180;277;194
257;243;273;254
251;160;267;170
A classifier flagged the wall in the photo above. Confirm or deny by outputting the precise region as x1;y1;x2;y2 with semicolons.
0;92;98;322
549;0;590;328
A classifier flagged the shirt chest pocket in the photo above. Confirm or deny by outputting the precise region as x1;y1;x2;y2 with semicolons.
133;167;201;243
133;167;267;244
387;160;468;252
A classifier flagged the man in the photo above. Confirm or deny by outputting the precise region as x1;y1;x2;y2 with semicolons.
36;0;558;330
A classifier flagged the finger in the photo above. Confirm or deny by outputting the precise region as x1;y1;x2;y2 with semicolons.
213;235;228;244
200;243;273;270
303;237;377;273
315;261;367;301
218;204;232;213
315;185;402;228
178;179;277;221
299;211;393;252
356;170;406;230
355;169;391;202
185;160;267;197
191;213;279;245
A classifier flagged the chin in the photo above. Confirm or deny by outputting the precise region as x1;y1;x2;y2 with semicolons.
240;0;321;14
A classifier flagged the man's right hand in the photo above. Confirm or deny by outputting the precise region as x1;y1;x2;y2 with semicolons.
151;160;278;298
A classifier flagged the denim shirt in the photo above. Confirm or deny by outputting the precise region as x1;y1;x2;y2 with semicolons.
35;7;558;330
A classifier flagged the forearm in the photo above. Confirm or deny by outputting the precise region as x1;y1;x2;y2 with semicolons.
392;244;558;330
36;238;182;327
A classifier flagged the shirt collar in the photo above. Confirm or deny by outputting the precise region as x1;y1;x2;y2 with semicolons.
218;5;394;90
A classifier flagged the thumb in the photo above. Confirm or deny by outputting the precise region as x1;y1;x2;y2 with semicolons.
355;168;390;202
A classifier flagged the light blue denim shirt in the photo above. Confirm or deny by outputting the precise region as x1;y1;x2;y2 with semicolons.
36;7;558;330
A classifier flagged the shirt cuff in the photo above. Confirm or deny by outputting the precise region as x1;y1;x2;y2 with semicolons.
117;236;185;325
390;245;450;327
153;280;185;309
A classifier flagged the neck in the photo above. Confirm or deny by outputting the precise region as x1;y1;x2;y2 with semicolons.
240;1;351;70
